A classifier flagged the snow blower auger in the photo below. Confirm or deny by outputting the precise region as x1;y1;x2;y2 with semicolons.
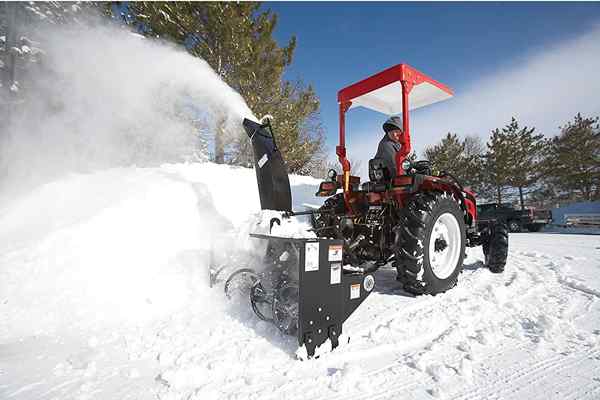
211;63;508;358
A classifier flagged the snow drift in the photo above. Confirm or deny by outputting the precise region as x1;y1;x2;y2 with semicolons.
0;163;319;340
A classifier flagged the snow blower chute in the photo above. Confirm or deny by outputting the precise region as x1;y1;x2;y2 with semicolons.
210;63;508;358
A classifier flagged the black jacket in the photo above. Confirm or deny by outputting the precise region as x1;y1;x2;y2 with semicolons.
374;134;402;179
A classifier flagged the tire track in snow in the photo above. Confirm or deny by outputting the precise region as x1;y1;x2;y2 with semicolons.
328;247;597;400
558;274;600;299
321;377;420;400
563;379;600;400
451;349;600;400
312;260;554;400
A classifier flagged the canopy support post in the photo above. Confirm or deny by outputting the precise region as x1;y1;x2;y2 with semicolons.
397;80;413;176
337;101;352;205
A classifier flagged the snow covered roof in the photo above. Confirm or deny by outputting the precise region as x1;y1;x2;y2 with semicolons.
337;63;453;115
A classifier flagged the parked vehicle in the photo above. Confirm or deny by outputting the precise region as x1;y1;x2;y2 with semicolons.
477;203;552;232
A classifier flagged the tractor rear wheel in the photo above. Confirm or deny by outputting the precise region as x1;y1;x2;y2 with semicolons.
483;221;509;273
395;192;466;295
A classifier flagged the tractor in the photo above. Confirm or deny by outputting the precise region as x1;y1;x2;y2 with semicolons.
211;63;509;357
311;63;509;295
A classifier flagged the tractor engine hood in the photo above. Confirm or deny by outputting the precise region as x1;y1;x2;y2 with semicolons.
243;118;292;212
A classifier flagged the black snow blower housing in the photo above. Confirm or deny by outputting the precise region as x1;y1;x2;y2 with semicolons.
208;118;374;358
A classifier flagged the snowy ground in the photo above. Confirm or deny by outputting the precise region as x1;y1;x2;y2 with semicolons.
1;163;599;400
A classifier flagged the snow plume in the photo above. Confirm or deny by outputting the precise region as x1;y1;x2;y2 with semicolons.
0;17;255;192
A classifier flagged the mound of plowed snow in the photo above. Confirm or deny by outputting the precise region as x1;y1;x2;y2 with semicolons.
0;163;320;340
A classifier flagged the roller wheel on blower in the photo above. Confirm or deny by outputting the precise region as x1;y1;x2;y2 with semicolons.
483;221;509;273
224;268;259;300
394;192;466;295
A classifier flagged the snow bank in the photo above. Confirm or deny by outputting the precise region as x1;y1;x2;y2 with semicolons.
0;162;321;340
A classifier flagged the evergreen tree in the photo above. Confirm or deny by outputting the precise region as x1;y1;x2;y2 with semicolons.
126;2;324;173
483;127;513;204
424;133;484;191
547;113;600;201
502;117;546;209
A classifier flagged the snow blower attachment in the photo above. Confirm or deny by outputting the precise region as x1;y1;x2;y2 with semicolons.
218;234;373;357
210;63;508;358
208;118;374;358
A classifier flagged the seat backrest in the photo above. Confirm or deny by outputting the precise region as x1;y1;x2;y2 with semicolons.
369;158;391;182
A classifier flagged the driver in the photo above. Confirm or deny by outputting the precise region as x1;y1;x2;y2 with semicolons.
374;115;403;179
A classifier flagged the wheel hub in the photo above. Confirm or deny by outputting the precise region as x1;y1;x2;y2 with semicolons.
434;237;448;252
429;212;462;279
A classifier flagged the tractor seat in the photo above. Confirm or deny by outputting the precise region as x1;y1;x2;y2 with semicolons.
369;158;392;182
362;158;392;193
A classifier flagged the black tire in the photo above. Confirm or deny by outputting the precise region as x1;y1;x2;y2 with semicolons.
483;222;509;273
508;220;521;233
395;192;466;295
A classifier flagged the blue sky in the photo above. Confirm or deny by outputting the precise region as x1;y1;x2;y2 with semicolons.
266;2;600;175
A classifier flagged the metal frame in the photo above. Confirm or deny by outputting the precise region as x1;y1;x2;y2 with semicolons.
336;63;454;199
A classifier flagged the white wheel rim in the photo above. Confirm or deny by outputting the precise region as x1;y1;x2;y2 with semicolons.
429;212;462;279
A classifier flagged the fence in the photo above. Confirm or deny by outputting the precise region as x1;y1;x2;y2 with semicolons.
564;214;600;227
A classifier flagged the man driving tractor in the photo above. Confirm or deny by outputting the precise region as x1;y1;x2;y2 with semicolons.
375;116;404;179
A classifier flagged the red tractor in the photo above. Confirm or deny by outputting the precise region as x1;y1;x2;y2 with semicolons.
217;63;509;357
311;63;509;295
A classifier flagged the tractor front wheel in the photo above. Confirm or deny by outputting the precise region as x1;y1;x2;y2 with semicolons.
483;221;509;273
395;192;466;295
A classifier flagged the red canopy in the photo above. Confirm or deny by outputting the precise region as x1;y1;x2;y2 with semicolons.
338;64;453;115
335;64;454;197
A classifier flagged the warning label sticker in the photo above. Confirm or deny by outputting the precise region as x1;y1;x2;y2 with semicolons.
350;283;360;299
328;244;343;262
330;263;341;284
305;242;319;272
258;154;268;168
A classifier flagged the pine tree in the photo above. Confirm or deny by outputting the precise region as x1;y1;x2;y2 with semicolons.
483;127;513;204
502;117;546;209
548;113;600;201
126;2;324;173
424;132;484;191
258;81;323;174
